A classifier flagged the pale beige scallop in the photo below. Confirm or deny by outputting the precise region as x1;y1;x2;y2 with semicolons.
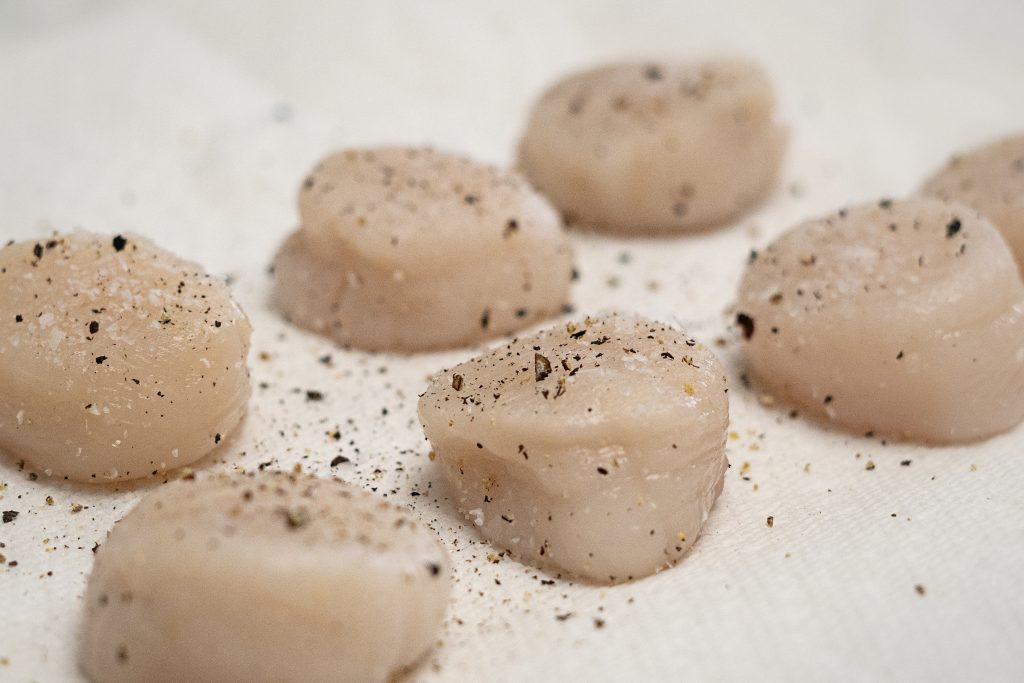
418;313;729;583
737;198;1024;443
273;147;574;352
517;58;787;233
920;133;1024;270
80;472;451;683
0;233;250;482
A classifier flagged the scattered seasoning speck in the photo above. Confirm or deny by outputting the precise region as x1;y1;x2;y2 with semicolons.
329;455;350;467
2;511;18;523
427;562;442;577
95;356;108;365
946;218;962;238
534;353;552;382
593;618;606;629
865;460;876;471
279;506;310;529
14;314;22;323
112;235;128;252
643;64;663;80
305;390;324;402
451;374;464;391
214;433;222;444
766;515;774;528
33;243;43;259
900;460;912;467
736;312;755;340
915;584;926;596
89;321;99;335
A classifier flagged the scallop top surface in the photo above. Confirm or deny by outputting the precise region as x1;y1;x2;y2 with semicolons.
920;133;1024;267
741;199;1021;329
0;233;246;369
298;147;563;272
419;313;727;448
531;59;776;134
101;472;447;569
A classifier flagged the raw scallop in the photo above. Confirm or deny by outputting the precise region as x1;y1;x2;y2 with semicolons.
0;233;250;482
273;147;574;352
418;313;729;583
79;472;451;683
517;58;786;233
737;198;1024;443
920;133;1024;270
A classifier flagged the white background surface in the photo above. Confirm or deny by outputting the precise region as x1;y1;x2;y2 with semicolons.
1;1;1023;681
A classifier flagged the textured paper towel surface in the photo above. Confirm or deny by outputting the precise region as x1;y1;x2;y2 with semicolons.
0;2;1022;681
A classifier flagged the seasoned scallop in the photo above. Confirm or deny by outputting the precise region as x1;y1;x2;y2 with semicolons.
418;313;729;583
0;233;250;482
517;58;787;234
273;147;574;352
80;472;451;683
737;198;1024;443
920;133;1024;270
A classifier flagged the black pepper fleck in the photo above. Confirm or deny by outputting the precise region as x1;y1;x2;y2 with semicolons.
534;353;552;381
946;218;962;238
736;312;755;340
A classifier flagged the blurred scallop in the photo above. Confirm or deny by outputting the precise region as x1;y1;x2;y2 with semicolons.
737;198;1024;443
273;147;574;352
0;233;250;482
920;133;1024;270
518;58;787;234
80;472;451;683
418;313;729;583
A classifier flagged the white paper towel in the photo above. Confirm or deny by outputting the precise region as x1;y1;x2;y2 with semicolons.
0;2;1022;681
